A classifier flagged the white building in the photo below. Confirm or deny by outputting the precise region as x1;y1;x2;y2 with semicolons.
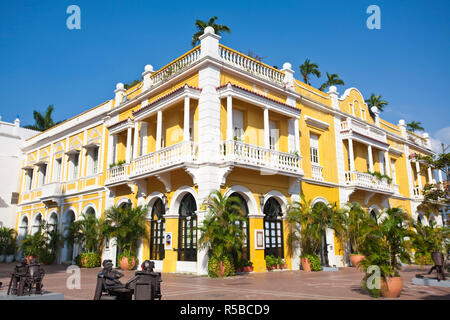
0;116;38;228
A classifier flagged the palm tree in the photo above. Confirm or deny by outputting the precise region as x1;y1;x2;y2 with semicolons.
407;121;424;132
319;72;344;92
67;212;106;253
23;105;63;131
346;202;374;255
365;93;388;113
198;190;247;277
103;205;147;255
299;59;321;85
286;195;347;262
199;190;246;261
191;16;230;47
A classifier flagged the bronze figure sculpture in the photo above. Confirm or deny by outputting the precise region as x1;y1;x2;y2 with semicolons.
7;258;45;296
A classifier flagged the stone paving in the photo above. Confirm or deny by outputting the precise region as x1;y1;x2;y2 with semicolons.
0;263;449;300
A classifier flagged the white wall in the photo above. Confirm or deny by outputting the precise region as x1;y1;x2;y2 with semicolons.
0;119;38;228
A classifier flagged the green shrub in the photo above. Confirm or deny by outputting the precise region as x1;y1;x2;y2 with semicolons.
361;273;381;298
301;254;321;271
80;252;101;268
265;255;277;269
208;255;234;278
414;252;432;266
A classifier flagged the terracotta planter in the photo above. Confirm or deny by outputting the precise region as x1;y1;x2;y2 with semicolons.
350;254;365;268
381;276;403;298
301;257;311;272
119;256;136;270
26;256;39;264
243;266;253;273
282;264;287;269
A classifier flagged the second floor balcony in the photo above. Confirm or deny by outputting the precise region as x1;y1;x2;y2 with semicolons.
220;140;302;176
345;171;394;194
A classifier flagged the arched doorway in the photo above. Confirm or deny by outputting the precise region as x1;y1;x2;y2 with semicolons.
62;210;76;262
48;212;58;232
32;213;43;234
150;198;165;260
178;193;197;262
18;216;29;241
230;192;250;261
263;197;284;258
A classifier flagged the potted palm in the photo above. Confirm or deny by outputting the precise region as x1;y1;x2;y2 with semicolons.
0;227;16;262
198;190;247;278
360;208;413;298
347;202;372;268
20;232;46;263
103;204;147;270
286;195;347;271
67;212;105;268
411;219;449;268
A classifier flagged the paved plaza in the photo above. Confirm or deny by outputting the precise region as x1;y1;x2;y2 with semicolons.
0;263;449;300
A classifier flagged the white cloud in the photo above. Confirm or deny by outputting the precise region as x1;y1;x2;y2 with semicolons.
430;126;450;153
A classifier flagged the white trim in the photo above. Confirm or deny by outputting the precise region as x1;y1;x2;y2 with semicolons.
167;185;198;217
223;185;259;216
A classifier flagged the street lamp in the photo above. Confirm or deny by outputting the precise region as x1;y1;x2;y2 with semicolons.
259;193;265;211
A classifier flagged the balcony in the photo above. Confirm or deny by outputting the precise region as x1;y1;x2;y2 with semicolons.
344;171;393;194
220;140;302;176
40;182;64;206
340;118;387;144
131;141;198;179
311;164;324;181
105;163;131;186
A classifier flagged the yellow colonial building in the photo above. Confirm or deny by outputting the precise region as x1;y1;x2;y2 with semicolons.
14;27;443;274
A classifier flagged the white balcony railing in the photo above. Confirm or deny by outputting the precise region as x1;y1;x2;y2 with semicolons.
393;184;400;195
311;164;324;181
132;141;198;177
106;163;130;185
345;171;393;193
219;45;285;86
220;140;302;174
341;118;386;143
149;46;201;87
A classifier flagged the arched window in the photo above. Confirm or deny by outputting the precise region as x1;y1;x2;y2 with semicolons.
48;212;58;232
32;213;43;234
150;198;165;260
230;192;250;261
19;216;29;240
85;207;96;218
263;197;284;258
178;193;197;262
63;210;76;262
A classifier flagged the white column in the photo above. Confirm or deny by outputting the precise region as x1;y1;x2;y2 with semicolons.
263;108;269;149
126;126;132;163
438;170;443;183
107;134;114;166
384;151;390;177
226;95;233;141
415;161;422;189
367;145;374;172
133;121;139;159
156;110;162;150
293;117;300;153
427;166;433;184
184;97;190;141
80;130;87;177
348;138;355;172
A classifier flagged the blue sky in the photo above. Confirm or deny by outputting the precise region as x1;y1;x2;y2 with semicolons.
0;0;449;149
